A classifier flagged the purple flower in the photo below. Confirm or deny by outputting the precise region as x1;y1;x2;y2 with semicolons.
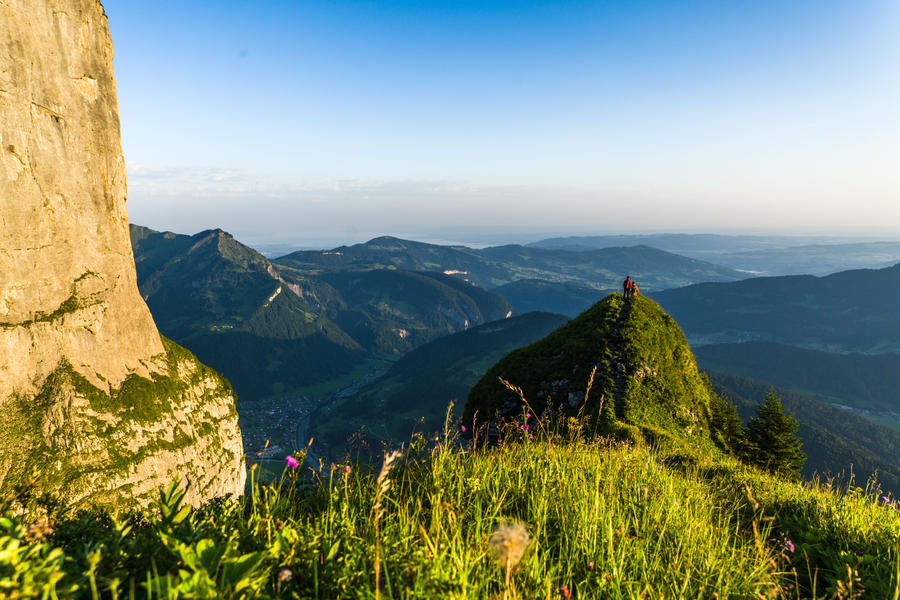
882;496;891;504
461;425;467;433
785;540;795;553
805;500;811;504
285;455;299;469
525;413;532;419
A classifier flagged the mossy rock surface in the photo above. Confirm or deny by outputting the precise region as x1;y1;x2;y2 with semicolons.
0;338;245;511
464;294;716;440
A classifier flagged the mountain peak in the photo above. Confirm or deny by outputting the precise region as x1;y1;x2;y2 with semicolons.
464;294;716;441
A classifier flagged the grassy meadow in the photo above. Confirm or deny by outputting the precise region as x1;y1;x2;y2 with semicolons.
2;417;898;599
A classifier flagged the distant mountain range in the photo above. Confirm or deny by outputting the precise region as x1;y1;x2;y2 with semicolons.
652;263;900;353
530;233;824;255
274;235;745;291
528;234;900;276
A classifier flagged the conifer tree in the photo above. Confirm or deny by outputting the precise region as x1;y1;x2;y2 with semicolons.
743;390;805;478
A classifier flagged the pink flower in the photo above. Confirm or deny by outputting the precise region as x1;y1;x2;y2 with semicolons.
785;539;795;553
587;561;594;570
285;455;299;469
525;413;532;419
559;584;571;599
344;466;352;473
461;424;467;432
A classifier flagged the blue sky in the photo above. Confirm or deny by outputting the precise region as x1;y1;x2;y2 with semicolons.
103;1;899;248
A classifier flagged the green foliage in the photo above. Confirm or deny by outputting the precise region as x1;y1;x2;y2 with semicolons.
743;391;806;479
1;424;898;599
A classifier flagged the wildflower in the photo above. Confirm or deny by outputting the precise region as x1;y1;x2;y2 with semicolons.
525;413;531;419
345;465;352;473
805;499;811;504
882;496;891;504
785;539;795;553
278;569;293;582
461;424;467;433
604;573;610;581
560;584;571;599
587;561;594;570
285;455;299;469
24;518;53;543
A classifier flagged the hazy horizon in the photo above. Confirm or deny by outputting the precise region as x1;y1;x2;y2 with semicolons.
104;1;899;247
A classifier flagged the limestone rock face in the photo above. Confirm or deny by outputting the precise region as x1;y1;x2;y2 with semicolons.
0;0;245;507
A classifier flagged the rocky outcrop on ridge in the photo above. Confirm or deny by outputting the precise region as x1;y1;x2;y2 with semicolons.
0;0;244;508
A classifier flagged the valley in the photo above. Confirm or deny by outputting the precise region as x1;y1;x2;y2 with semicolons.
131;223;900;499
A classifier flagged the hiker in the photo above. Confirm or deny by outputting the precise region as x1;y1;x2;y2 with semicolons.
623;276;633;298
632;282;640;297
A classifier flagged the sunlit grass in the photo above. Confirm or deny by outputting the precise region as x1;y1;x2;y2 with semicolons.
1;419;898;599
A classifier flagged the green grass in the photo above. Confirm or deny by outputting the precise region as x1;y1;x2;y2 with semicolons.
2;417;898;599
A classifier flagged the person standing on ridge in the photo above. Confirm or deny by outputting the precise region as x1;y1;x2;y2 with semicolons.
623;276;633;298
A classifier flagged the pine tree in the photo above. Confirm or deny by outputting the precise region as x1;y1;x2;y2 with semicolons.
743;390;805;479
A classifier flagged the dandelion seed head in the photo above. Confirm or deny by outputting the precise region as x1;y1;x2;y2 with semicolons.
487;521;530;569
